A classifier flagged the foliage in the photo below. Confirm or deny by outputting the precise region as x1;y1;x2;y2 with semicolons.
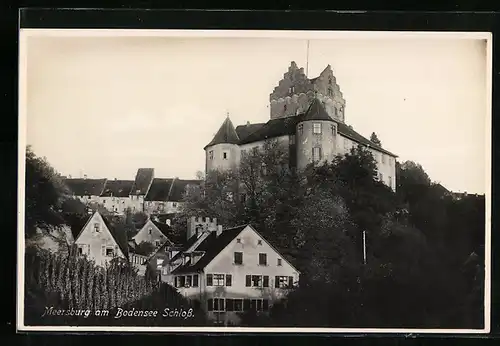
25;146;70;238
134;241;156;256
24;246;207;326
179;142;485;328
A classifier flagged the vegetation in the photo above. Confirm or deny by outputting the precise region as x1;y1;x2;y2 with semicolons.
179;138;485;328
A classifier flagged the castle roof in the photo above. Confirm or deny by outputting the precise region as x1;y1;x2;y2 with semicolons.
298;98;334;123
236;99;397;157
204;117;240;149
144;178;174;201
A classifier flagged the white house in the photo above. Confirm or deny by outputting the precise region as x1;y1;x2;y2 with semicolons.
132;217;175;248
72;211;129;267
160;216;300;325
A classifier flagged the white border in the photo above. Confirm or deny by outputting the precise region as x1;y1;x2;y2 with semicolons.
17;29;493;334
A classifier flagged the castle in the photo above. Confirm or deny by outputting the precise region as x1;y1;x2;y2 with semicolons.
204;62;398;191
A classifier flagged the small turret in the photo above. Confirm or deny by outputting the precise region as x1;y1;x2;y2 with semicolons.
204;114;241;173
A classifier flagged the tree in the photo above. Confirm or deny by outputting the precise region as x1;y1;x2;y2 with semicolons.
370;132;382;146
134;241;156;256
25;146;70;238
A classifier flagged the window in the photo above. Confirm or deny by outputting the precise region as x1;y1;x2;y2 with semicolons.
312;147;322;162
223;152;228;160
236;238;241;243
257;239;262;245
209;151;214;160
186;275;192;287
105;247;114;257
155;240;161;247
240;193;247;203
289;135;296;145
234;252;243;265
298;124;303;135
172;202;178;208
275;276;294;288
78;247;83;255
228;299;243;312
331;124;336;136
225;274;232;286
206;274;213;286
148;228;152;235
94;223;100;232
179;276;185;287
207;298;225;312
382;154;386;164
259;253;267;266
388;176;393;188
213;274;225;286
289;86;295;93
193;274;199;287
277;258;282;266
246;275;267;287
313;123;322;134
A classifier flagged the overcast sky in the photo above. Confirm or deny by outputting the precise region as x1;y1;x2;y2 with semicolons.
23;32;488;194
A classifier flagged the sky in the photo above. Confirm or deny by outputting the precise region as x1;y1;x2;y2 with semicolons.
22;31;489;194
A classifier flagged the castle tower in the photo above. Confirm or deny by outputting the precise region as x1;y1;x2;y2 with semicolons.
296;98;338;171
269;62;346;122
204;115;241;173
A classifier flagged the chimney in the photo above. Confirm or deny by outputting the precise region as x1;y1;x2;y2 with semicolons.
83;174;87;179
166;219;171;226
216;225;223;237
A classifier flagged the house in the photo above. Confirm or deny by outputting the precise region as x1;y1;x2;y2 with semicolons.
70;211;129;267
205;61;398;191
63;169;202;216
132;216;175;249
99;179;135;215
160;216;300;325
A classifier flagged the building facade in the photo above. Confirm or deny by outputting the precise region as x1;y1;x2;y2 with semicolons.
64;169;202;216
158;216;300;325
204;62;398;191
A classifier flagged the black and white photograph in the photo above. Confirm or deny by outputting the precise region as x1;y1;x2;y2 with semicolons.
17;29;491;333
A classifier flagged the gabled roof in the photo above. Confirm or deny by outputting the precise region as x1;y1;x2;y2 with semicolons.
64;178;107;196
298;98;334;123
151;219;175;240
62;212;92;241
100;179;134;197
73;211;129;260
239;116;298;145
204;117;240;149
131;168;154;196
168;179;203;202
235;123;266;141
101;214;130;260
144;178;174;201
171;225;247;274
